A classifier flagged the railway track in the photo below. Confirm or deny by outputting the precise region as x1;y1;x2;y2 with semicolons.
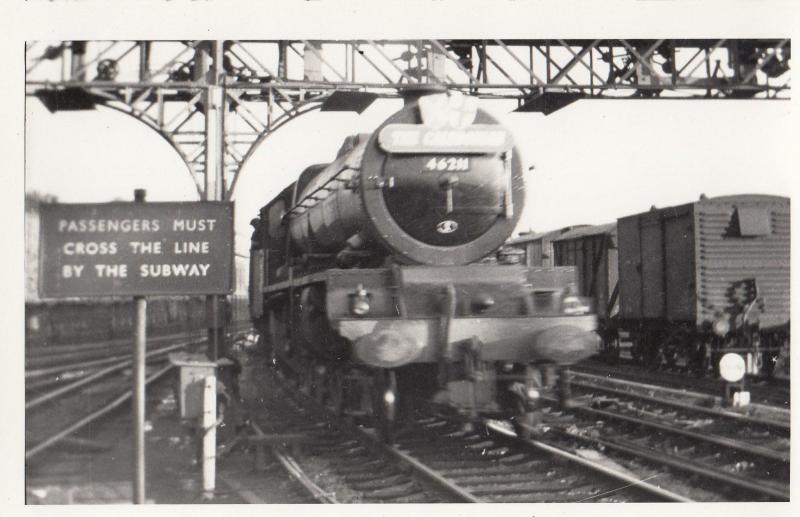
224;355;687;503
568;369;790;431
24;332;213;460
28;333;788;503
25;322;253;372
525;369;791;501
577;359;790;408
236;366;460;503
25;323;254;393
386;417;684;502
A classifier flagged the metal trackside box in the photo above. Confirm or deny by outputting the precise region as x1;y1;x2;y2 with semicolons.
170;353;217;420
38;201;234;297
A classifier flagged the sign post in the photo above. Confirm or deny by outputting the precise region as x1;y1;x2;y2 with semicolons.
38;195;234;504
133;189;147;504
133;292;147;503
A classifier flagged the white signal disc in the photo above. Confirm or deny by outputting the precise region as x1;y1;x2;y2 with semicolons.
719;353;746;383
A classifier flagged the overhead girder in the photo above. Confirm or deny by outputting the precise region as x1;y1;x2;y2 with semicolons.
25;39;791;199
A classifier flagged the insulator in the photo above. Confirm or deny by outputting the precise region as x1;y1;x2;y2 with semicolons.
42;44;65;60
96;59;119;81
398;50;416;61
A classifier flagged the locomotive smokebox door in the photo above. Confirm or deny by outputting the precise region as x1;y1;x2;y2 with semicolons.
362;91;525;266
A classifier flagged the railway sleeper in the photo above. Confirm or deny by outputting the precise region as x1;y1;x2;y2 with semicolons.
420;454;531;470
332;459;388;475
306;443;367;456
446;470;573;484
360;480;421;499
348;473;409;490
361;492;431;504
406;446;511;461
438;460;548;477
465;479;592;495
343;470;404;483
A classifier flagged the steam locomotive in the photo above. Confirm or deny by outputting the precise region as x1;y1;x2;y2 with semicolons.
249;90;599;440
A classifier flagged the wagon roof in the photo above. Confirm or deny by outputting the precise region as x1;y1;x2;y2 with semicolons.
696;193;789;205
619;194;790;222
552;222;617;242
507;225;589;245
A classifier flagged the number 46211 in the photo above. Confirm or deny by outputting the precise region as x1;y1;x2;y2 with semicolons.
424;157;470;172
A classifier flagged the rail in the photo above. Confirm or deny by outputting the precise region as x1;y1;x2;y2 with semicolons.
250;421;338;504
26;365;174;460
25;327;240;460
569;370;790;432
541;371;790;500
26;340;201;410
485;420;692;502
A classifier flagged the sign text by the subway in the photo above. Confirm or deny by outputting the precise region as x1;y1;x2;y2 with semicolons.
38;202;234;297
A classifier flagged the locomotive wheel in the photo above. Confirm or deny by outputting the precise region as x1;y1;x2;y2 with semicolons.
630;338;644;365
686;340;710;377
372;369;398;444
325;368;345;416
298;285;345;360
602;333;621;364
310;364;327;402
299;360;317;396
642;344;662;370
510;365;543;440
295;362;314;396
637;333;662;370
663;345;679;369
662;330;690;370
268;306;290;368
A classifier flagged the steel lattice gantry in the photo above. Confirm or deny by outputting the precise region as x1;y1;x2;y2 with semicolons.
25;39;791;201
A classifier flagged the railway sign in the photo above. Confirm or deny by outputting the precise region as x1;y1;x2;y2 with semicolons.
39;201;234;297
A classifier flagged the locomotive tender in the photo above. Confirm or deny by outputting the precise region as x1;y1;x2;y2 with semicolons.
249;90;599;439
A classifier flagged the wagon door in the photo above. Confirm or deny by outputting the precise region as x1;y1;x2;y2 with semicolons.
639;215;666;319
663;208;695;322
617;216;643;321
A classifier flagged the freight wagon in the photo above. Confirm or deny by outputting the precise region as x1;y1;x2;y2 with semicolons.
618;194;789;375
506;226;588;268
532;194;789;377
551;223;620;355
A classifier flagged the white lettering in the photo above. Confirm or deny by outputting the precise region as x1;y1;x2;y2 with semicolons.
129;241;162;254
62;241;118;255
94;264;128;278
173;241;209;254
61;264;84;278
139;264;211;277
172;219;217;232
57;219;160;233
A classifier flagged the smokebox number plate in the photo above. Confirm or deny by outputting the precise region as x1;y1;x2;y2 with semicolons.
424;157;470;172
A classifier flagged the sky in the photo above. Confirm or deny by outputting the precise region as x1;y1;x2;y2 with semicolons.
25;95;795;257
